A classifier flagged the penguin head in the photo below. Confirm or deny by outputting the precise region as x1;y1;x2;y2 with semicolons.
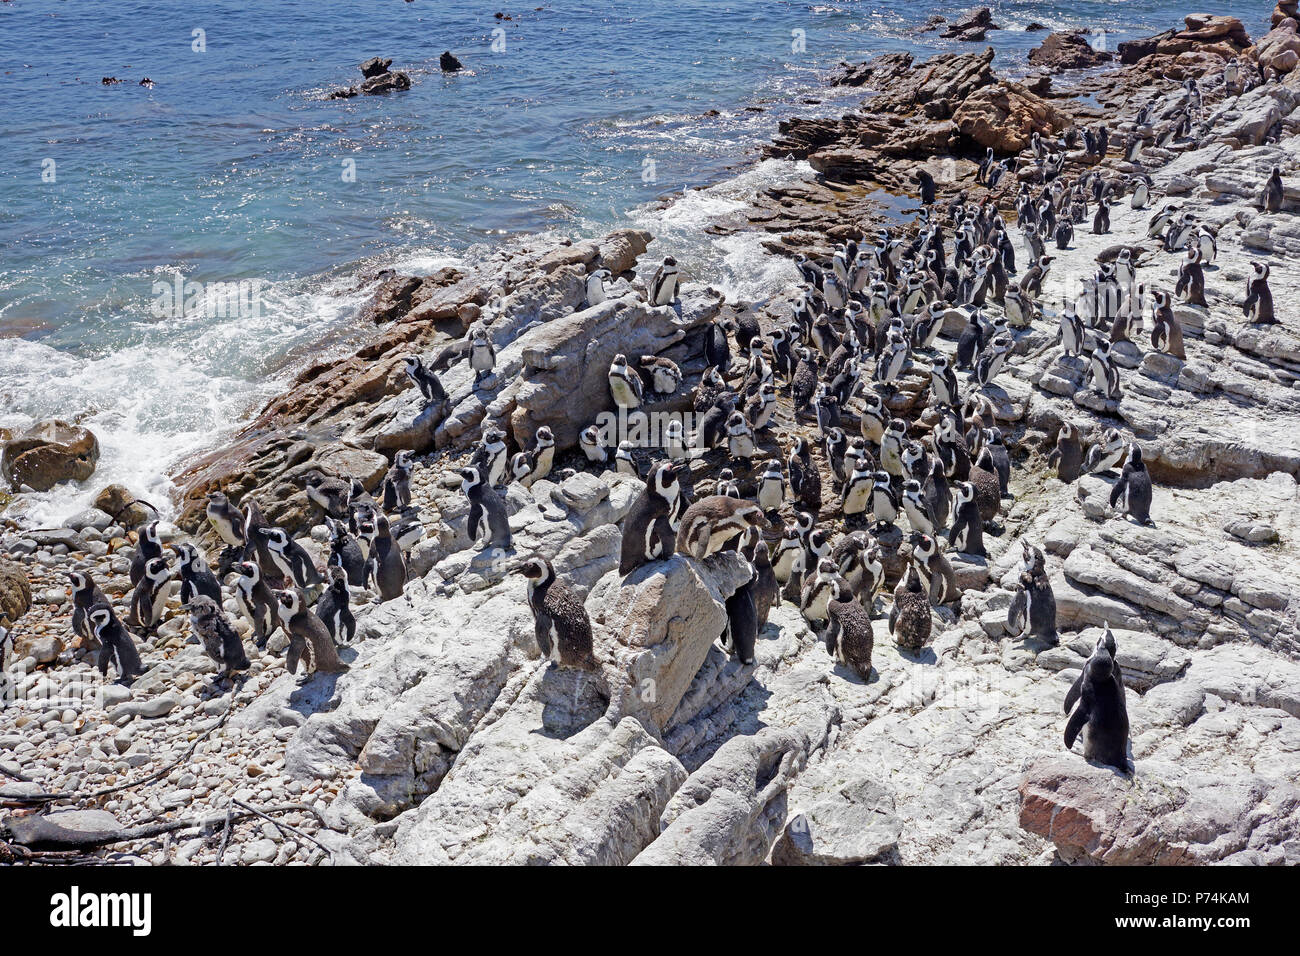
67;571;89;593
955;481;975;505
206;491;230;508
258;527;290;551
235;561;260;582
1253;261;1269;280
145;557;171;582
516;556;554;584
89;604;114;631
275;589;302;615
326;565;348;589
186;595;220;625
580;425;601;447
1127;443;1144;467
903;478;922;498
140;521;160;545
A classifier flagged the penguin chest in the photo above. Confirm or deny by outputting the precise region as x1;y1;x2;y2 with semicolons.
470;343;494;371
871;488;896;519
843;479;871;515
728;431;756;458
757;478;784;511
609;375;641;408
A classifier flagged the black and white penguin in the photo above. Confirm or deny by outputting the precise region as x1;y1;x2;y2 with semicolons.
675;496;769;559
1003;285;1033;329
258;527;322;592
468;325;497;384
954;310;985;371
879;417;907;479
704;317;732;374
972;333;1012;388
1091;195;1110;234
241;499;281;581
174;543;222;609
842;458;875;518
274;588;348;678
619;460;682;575
403;354;448;406
639;354;683;396
869;470;898;532
929;353;960;407
725;411;757;461
67;570;109;649
518;556;599;669
128;556;173;631
585;267;612;306
1084;335;1122;400
647;256;680;306
1006;541;1057;645
1109;443;1153;525
901;478;936;535
129;520;164;587
1019;256;1053;297
1174;245;1207;307
461;464;513;550
799;558;839;631
1064;627;1130;772
1059;300;1085;358
947;480;984;556
889;563;931;651
579;425;608;466
788;437;822;514
89;604;146;684
1048;421;1084;483
186;595;251;683
233;560;277;648
908;531;958;606
984;427;1011;497
1149;289;1185;360
325;517;367;587
473;427;510;488
382;450;415;512
721;559;761;665
315;565;356;645
299;470;350;518
771;522;805;593
922;456;951;531
756;458;787;513
614;441;638;477
825;577;874;680
1084;426;1126;475
1243;261;1275;324
366;513;407;602
514;426;555;489
608;353;644;408
204;491;245;549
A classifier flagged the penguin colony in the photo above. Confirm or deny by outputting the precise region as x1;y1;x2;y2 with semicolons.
64;60;1289;779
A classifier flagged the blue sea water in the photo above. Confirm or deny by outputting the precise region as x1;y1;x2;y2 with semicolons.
0;0;1275;521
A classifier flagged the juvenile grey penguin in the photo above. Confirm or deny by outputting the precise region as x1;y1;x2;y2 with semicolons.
67;570;109;650
1109;443;1153;525
90;604;146;685
1243;261;1275;324
889;563;931;651
968;447;1002;524
461;464;513;550
619;460;683;575
174;543;222;608
186;595;251;683
1006;541;1057;645
1048;421;1083;483
787;437;822;513
824;577;874;680
1064;627;1130;772
274;588;348;678
675;496;770;560
315;565;356;645
299;470;351;518
948;481;984;556
129;520;164;587
233;560;277;648
367;513;407;602
518;556;599;669
258;527;323;592
741;525;779;630
923;457;951;531
129;556;173;632
204;491;245;549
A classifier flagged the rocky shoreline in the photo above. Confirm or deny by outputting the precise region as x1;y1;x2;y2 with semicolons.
3;10;1300;865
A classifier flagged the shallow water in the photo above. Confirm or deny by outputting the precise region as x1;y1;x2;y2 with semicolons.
0;1;1275;523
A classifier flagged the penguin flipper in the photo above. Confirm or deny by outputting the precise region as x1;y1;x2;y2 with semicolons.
1007;587;1027;637
1108;471;1129;509
1063;702;1089;751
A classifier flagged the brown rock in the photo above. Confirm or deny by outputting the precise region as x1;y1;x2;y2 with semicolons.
92;483;154;528
1275;1;1299;28
1027;31;1113;71
953;80;1069;153
2;420;100;492
359;273;424;324
0;559;31;628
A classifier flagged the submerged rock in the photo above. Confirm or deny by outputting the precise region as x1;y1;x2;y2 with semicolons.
2;420;99;492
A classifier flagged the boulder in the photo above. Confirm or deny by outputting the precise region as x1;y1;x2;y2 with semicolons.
1027;31;1112;71
0;560;31;628
359;57;392;79
941;7;998;41
771;773;902;865
360;71;411;96
1;420;99;492
440;51;463;72
1257;19;1300;75
1019;755;1300;864
953;80;1070;153
1275;1;1299;28
93;483;153;528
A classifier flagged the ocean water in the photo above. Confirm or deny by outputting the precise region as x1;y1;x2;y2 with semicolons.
0;0;1274;523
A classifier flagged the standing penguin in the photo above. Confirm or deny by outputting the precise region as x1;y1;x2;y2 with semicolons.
185;595;251;685
1174;245;1207;307
889;563;931;651
1059;301;1085;358
755;458;787;514
461;464;513;551
326;517;367;587
468;326;497;384
585;268;611;306
1109;443;1153;525
129;521;165;587
1084;336;1122;400
619;460;682;575
647;256;680;306
824;577;874;680
89;604;146;685
258;527;323;593
205;491;245;550
787;437;822;513
518;557;599;669
1064;627;1130;772
1262;166;1284;213
315;565;356;645
128;556;173;632
947;481;984;556
403;354;448;406
233;560;277;648
1149;289;1185;359
67;571;109;650
1006;541;1057;645
720;561;760;666
1091;195;1111;234
381;450;415;512
174;543;222;607
1243;261;1275;324
274;588;348;678
608;353;644;408
1048;421;1084;483
367;513;408;602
